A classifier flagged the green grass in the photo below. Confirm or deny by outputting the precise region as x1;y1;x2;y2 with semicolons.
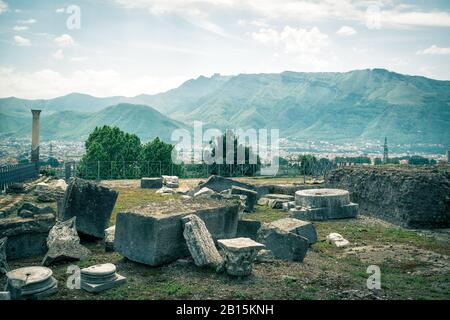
2;185;449;300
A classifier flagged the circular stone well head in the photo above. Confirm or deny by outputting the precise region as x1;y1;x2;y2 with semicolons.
295;188;350;208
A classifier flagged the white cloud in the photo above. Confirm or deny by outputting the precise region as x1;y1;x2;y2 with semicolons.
416;45;450;55
14;35;31;46
54;34;75;47
13;25;29;31
115;0;450;28
336;26;356;36
56;8;65;13
53;49;64;60
252;26;329;54
17;18;36;24
0;67;187;99
0;0;7;14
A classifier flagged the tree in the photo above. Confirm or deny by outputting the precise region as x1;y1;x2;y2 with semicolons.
46;157;60;168
78;126;142;179
208;131;260;176
140;137;184;176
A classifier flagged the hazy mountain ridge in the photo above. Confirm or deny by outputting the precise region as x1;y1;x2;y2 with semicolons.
2;103;187;142
1;69;449;145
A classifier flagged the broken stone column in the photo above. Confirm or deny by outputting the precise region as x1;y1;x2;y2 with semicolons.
6;266;58;299
217;237;265;276
31;109;41;164
80;263;126;293
42;217;91;266
162;175;179;188
291;188;358;220
182;214;223;270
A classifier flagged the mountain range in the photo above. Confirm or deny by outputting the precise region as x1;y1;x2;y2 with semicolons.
1;69;449;146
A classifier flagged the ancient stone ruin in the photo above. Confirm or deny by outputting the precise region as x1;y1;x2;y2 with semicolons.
114;199;239;266
290;188;358;221
80;263;126;293
59;178;118;239
326;167;450;228
5;266;58;299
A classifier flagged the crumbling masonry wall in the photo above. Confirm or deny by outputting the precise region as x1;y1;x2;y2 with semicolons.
326;167;450;229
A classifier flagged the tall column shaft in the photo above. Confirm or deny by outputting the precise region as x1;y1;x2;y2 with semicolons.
31;109;41;163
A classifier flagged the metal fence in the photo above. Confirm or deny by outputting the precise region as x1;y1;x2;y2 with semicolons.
0;163;39;191
64;160;339;181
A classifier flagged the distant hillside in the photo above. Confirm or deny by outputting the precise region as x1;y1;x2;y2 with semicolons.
1;69;449;145
4;103;188;142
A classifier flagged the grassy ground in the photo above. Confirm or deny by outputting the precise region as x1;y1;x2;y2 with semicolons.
1;179;449;300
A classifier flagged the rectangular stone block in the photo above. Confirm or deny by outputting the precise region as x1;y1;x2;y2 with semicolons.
141;177;163;189
231;186;257;212
115;203;239;266
0;214;55;260
236;219;261;240
269;218;317;244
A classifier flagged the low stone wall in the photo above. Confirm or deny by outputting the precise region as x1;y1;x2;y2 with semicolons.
326;167;450;229
115;201;239;266
0;214;55;259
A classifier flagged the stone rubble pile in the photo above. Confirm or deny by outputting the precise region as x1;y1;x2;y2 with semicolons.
42;217;91;266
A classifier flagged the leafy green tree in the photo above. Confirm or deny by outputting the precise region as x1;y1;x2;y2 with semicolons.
208;131;260;176
78;126;142;179
140;137;184;176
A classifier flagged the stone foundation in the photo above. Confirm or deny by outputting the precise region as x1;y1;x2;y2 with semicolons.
115;200;239;266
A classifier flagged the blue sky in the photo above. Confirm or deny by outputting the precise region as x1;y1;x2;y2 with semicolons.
0;0;449;98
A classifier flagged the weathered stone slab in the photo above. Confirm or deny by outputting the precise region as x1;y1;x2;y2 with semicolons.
194;187;216;198
269;218;317;244
257;198;269;206
197;175;256;193
182;214;223;269
327;233;350;247
265;194;295;201
0;214;55;260
115;201;239;266
18;202;55;216
236;219;261;240
268;199;290;209
162;175;179;188
60;178;118;239
141;177;163;189
0;237;9;274
42;217;91;266
231;186;257;212
257;225;309;262
0;292;11;300
218;237;265;276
